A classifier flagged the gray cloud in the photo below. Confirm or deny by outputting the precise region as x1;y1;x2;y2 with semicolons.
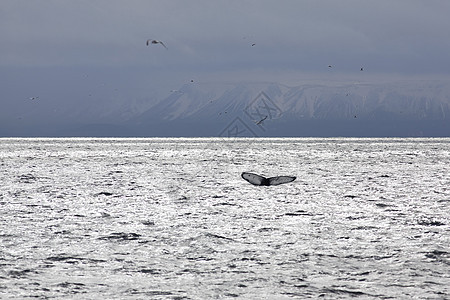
2;0;450;74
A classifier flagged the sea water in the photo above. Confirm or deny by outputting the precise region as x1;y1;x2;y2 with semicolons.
0;138;449;299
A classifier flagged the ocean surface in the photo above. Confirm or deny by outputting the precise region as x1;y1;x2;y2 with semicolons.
1;137;449;299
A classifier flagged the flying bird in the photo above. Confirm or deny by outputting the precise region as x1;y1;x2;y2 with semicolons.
254;115;268;125
241;172;296;186
146;39;168;49
29;96;39;100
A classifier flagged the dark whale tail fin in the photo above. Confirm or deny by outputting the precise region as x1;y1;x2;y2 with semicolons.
268;176;296;186
241;172;267;186
241;172;296;186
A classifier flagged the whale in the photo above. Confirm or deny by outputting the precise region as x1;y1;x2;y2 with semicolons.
241;172;296;186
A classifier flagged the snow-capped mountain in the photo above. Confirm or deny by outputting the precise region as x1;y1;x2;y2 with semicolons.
140;80;450;121
3;79;450;137
133;80;450;136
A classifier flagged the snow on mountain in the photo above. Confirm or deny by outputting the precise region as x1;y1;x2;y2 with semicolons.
137;82;284;121
132;79;450;136
138;80;450;122
4;78;449;137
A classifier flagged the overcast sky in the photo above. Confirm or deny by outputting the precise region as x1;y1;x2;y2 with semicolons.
1;0;450;129
2;0;450;72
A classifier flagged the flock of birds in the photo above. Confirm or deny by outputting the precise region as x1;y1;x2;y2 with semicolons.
27;37;365;102
146;39;256;50
146;38;364;72
328;65;364;72
25;37;364;127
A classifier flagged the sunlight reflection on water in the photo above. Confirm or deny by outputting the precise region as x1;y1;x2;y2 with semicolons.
1;138;449;299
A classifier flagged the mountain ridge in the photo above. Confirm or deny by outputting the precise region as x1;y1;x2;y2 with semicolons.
131;80;450;136
2;80;450;137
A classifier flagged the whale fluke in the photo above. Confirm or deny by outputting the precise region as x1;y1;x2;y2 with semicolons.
268;175;297;186
241;172;296;186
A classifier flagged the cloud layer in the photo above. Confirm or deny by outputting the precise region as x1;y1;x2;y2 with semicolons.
2;0;450;74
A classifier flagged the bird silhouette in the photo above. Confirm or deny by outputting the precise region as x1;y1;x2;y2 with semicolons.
146;39;168;49
255;115;268;125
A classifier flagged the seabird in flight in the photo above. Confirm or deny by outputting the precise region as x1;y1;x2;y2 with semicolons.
146;39;168;49
255;115;268;125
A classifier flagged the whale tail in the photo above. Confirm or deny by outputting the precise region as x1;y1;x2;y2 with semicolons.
268;175;296;186
241;172;296;186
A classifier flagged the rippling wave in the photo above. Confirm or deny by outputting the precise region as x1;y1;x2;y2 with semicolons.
0;138;449;299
